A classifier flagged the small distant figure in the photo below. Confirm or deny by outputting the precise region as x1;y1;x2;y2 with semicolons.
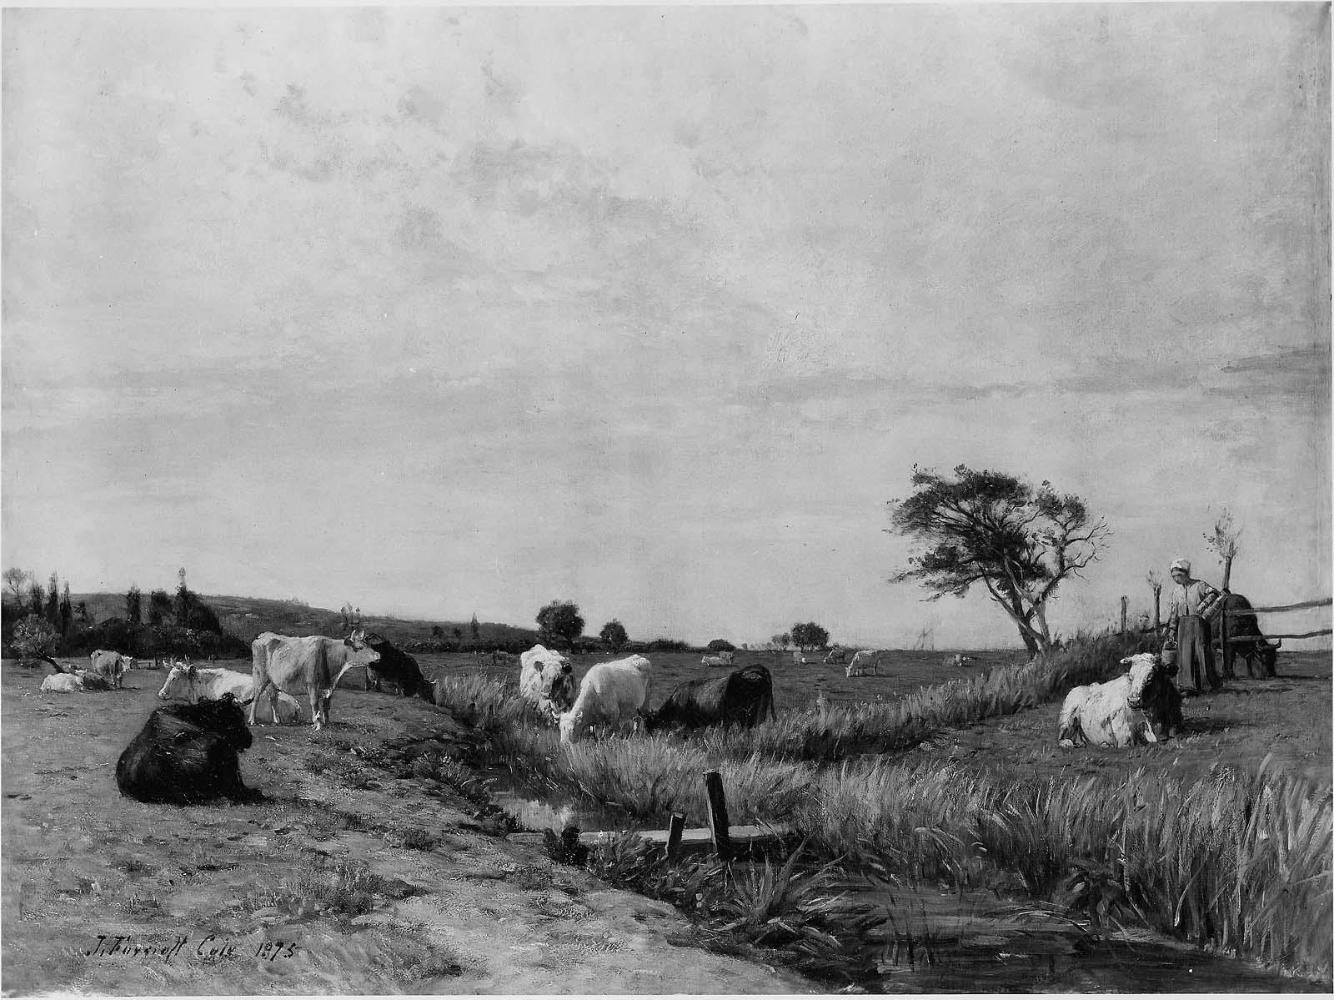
945;653;974;669
1165;558;1221;694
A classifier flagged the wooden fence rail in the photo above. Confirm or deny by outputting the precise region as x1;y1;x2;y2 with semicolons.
1234;597;1332;615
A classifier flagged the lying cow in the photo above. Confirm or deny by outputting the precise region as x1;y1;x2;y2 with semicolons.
945;653;975;669
157;660;301;724
644;665;775;732
1058;653;1178;749
1212;593;1281;679
89;649;135;689
845;649;881;677
41;658;112;692
700;650;735;667
41;672;84;693
249;629;380;731
116;694;262;805
519;644;578;720
559;654;652;744
362;632;432;699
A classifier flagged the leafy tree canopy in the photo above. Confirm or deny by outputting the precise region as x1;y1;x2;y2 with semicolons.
537;600;584;649
599;619;629;652
790;622;829;650
888;464;1109;656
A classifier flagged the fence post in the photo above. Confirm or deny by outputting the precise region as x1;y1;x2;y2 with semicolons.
1219;603;1231;679
1120;596;1128;634
665;813;685;860
703;770;731;860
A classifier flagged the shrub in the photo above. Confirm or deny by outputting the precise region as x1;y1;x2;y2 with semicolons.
9;615;58;665
706;639;736;652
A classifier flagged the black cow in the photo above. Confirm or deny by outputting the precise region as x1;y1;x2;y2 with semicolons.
1211;593;1281;679
644;664;776;733
1140;662;1184;740
116;695;262;805
362;632;432;699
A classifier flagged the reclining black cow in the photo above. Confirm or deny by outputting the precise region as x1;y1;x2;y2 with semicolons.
116;694;262;805
1211;593;1281;679
362;632;432;699
644;664;776;733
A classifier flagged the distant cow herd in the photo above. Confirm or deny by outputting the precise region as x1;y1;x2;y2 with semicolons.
23;590;1290;806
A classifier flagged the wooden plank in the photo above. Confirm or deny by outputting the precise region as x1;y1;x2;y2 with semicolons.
509;823;787;851
1225;597;1332;615
703;770;731;859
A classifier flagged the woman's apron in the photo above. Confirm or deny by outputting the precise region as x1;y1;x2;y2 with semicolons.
1177;614;1220;693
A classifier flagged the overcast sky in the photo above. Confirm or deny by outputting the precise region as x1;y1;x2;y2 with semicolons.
3;4;1330;648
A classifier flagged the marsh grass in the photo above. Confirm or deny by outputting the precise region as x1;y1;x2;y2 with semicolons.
587;834;885;986
430;635;1332;977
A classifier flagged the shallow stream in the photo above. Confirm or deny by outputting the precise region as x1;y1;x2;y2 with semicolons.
478;767;1329;993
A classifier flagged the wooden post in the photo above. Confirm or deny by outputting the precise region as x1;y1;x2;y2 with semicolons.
665;813;685;859
1120;596;1128;634
1219;603;1230;680
702;770;731;860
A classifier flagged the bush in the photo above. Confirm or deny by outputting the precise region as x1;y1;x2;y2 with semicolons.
706;639;736;653
9;614;57;665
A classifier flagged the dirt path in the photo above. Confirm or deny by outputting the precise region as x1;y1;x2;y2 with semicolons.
1;662;815;995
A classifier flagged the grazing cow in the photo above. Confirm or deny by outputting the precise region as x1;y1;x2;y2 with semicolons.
824;646;852;665
116;695;262;805
700;650;735;667
519;644;578;720
362;632;432;699
644;665;775;732
249;629;380;730
558;654;653;744
157;660;301;724
41;672;84;693
845;649;881;677
945;653;975;669
1057;653;1170;749
1211;593;1281;679
89;649;134;689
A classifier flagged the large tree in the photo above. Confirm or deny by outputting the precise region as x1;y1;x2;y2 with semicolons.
3;568;30;604
536;600;585;649
888;465;1109;657
599;619;629;652
126;585;143;625
791;622;829;650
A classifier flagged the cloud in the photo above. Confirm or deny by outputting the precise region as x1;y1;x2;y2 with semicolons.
1213;344;1332;404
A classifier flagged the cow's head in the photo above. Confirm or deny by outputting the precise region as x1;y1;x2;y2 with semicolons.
344;627;369;650
1120;653;1162;710
157;659;199;701
1260;638;1281;673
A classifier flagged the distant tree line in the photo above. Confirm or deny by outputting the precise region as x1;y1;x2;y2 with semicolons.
1;566;248;663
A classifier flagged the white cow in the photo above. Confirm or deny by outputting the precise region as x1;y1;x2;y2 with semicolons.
41;673;84;693
559;654;653;744
518;644;578;720
824;646;852;665
157;660;302;724
700;650;735;667
793;650;820;665
845;649;881;677
1057;653;1163;749
89;649;135;689
250;630;380;730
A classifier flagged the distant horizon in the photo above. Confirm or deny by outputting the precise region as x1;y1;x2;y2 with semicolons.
4;6;1329;652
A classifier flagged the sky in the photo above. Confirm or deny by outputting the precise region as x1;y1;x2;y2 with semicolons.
3;4;1330;649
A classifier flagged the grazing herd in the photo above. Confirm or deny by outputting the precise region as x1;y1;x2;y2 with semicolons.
25;597;1289;807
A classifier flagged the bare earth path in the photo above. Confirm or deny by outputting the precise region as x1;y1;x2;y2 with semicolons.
1;662;815;995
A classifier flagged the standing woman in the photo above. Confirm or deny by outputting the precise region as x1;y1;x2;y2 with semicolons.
1165;558;1222;694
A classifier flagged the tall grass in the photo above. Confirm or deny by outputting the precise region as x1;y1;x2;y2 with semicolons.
429;637;1332;977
